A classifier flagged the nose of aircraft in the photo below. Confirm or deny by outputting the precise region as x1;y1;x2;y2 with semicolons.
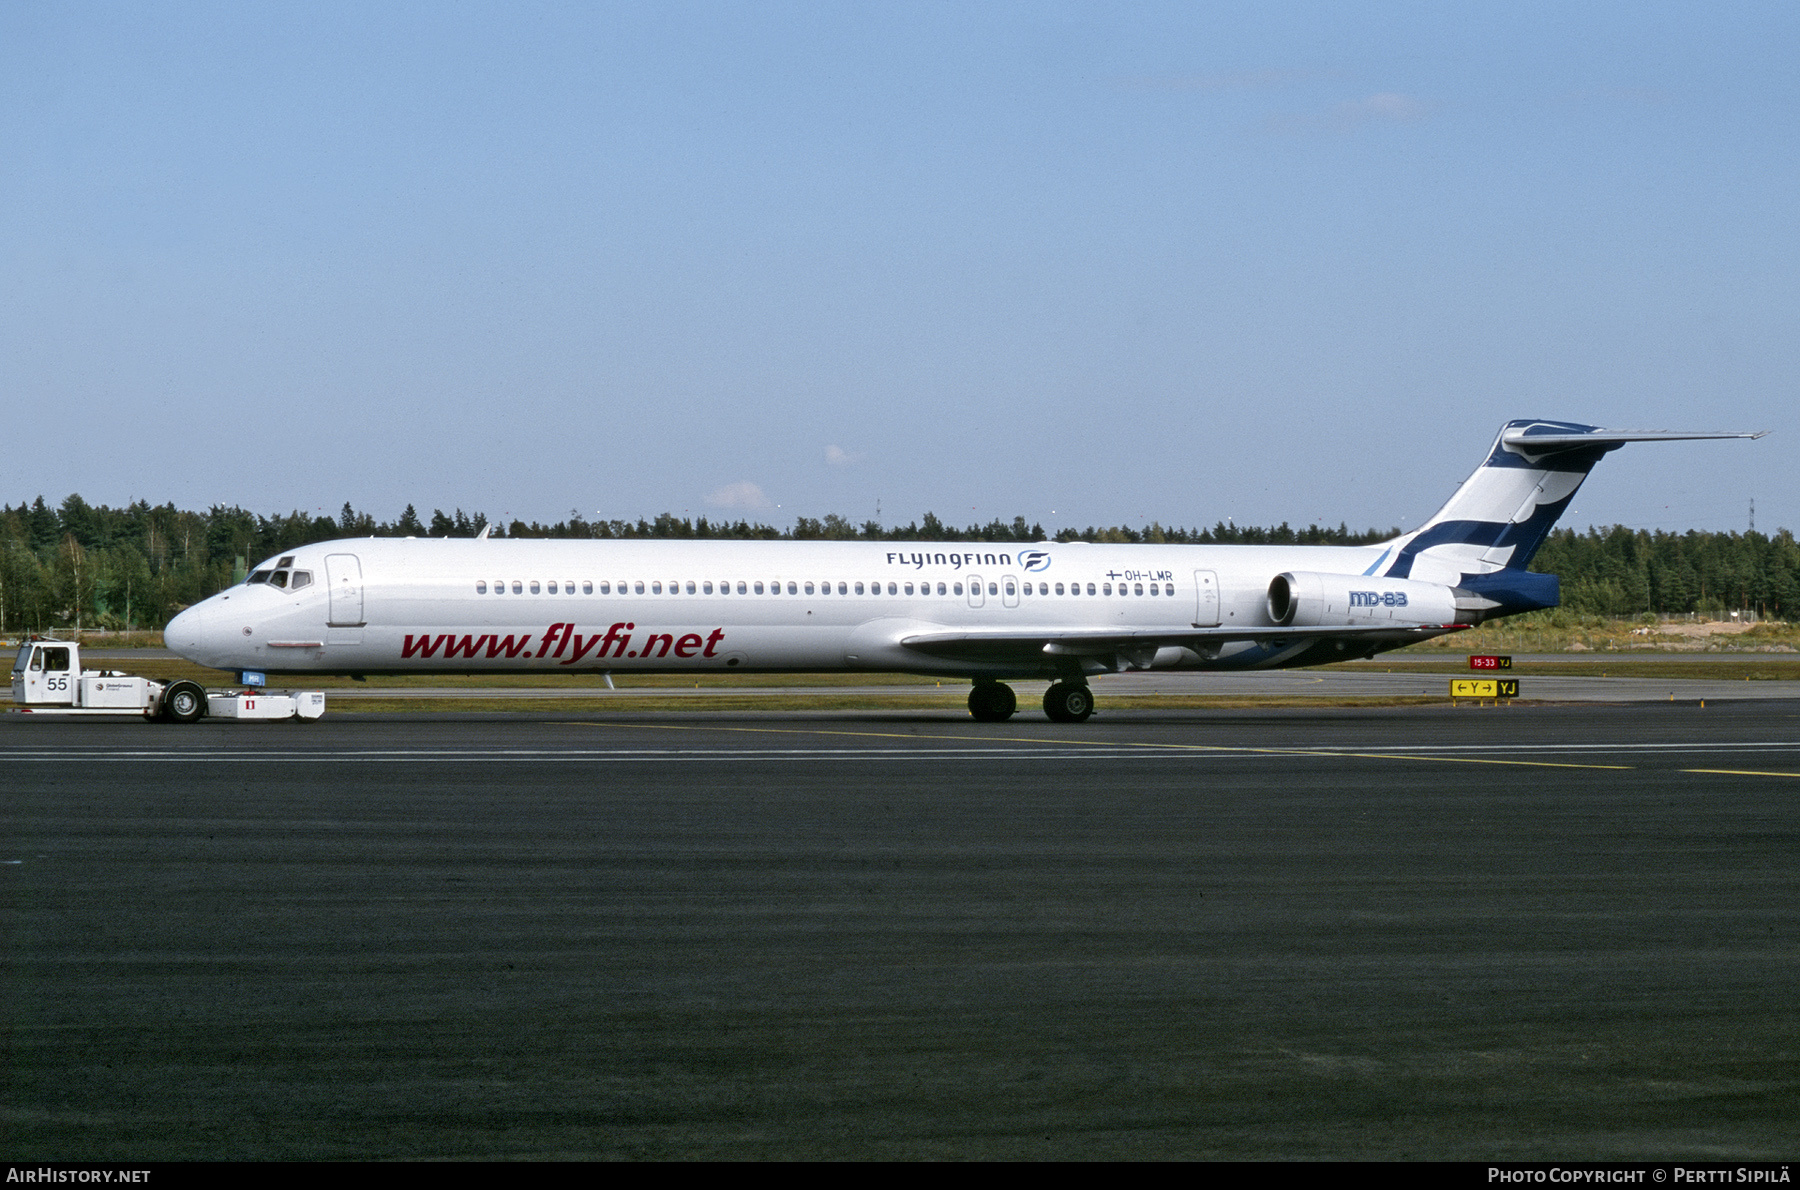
164;596;235;668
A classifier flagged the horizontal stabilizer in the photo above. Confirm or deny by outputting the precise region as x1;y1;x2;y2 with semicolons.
1500;426;1767;456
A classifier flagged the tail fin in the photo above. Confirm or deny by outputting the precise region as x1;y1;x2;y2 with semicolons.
1381;419;1765;610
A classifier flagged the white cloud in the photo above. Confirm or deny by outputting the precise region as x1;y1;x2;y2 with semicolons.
1114;68;1324;93
825;444;864;467
1262;91;1434;136
707;481;772;511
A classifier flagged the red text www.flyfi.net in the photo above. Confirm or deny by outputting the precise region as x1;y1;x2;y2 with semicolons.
401;623;726;664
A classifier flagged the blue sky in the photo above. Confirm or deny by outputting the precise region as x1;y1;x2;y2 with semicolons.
3;2;1795;535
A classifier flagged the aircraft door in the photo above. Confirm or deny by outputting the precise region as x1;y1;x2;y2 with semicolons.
966;574;985;608
326;554;365;628
1001;575;1020;608
1193;570;1220;627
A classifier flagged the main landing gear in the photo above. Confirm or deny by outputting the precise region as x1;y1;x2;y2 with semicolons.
968;681;1017;722
966;680;1095;723
1041;681;1095;723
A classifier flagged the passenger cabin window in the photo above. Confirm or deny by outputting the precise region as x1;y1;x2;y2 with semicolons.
476;581;487;594
530;581;541;594
512;581;522;594
548;581;558;594
584;581;594;594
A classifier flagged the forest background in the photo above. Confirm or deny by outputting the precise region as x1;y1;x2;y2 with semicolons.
3;494;1795;634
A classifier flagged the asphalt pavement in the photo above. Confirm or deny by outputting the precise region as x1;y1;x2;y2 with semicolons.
4;704;1798;1158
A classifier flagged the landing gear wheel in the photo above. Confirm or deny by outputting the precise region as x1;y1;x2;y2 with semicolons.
161;680;208;724
968;681;1017;722
1043;682;1094;723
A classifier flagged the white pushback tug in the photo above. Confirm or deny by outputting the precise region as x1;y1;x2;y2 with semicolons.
9;638;324;723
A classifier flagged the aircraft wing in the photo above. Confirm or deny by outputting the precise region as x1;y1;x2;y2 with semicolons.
900;623;1466;667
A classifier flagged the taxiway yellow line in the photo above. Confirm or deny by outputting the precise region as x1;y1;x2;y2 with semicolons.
1682;768;1800;779
574;721;1635;770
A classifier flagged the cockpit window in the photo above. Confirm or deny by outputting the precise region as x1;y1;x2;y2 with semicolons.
277;556;295;567
269;571;289;588
290;571;312;589
248;570;272;584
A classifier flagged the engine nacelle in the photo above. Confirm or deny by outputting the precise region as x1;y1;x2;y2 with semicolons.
1266;571;1466;628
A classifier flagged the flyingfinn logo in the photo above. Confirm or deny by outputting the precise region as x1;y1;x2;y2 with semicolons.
1018;550;1051;572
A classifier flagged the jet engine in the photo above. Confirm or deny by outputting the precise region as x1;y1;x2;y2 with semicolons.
1266;571;1470;628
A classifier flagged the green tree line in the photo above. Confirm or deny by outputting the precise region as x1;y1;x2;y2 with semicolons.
2;494;1793;632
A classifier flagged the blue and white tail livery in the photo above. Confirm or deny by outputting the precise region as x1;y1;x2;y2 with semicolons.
1375;420;1767;616
163;419;1766;723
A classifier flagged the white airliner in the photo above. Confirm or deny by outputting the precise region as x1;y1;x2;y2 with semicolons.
166;420;1763;721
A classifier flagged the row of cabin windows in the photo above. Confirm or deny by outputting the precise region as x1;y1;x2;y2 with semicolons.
474;578;1177;597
